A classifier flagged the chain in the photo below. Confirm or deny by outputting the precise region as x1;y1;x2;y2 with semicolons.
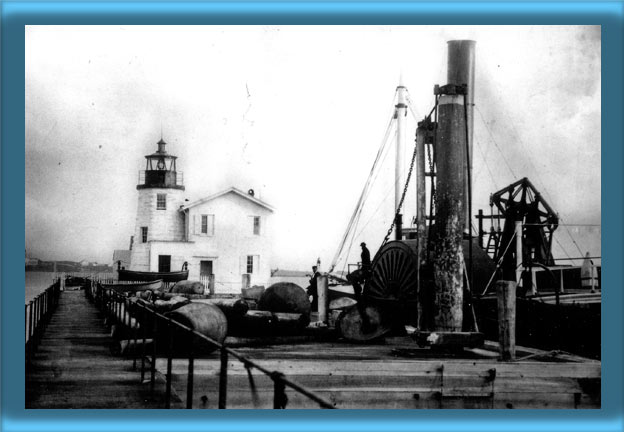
426;140;437;211
381;142;419;247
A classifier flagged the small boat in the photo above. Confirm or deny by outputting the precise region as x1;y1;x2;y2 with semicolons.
65;275;88;288
101;279;164;294
117;261;189;283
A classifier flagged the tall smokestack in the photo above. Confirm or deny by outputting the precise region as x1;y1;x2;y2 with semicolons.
447;40;476;230
431;40;475;332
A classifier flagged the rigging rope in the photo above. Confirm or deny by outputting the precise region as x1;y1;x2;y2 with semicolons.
475;106;517;179
405;90;421;122
328;105;397;274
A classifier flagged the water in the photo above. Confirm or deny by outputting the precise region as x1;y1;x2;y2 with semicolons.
25;272;58;303
25;271;115;303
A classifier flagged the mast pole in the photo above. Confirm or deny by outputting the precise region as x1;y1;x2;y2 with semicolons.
394;82;408;240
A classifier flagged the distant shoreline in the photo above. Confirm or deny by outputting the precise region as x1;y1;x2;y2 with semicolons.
26;265;113;273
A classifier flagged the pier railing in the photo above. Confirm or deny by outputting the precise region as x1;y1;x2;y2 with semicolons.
25;279;62;363
86;280;336;409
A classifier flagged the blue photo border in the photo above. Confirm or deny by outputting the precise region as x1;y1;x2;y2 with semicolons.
3;2;622;431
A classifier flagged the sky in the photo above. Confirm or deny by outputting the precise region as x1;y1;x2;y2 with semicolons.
25;25;601;270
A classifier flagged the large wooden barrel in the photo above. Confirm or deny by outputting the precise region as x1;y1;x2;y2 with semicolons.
165;303;227;353
169;280;206;295
258;282;311;318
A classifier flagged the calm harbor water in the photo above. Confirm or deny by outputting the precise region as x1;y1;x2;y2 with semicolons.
25;272;59;303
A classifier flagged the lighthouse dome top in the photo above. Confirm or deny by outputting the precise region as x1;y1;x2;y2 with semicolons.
146;138;178;159
138;138;184;190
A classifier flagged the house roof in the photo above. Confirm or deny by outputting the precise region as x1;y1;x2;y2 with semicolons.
181;187;275;212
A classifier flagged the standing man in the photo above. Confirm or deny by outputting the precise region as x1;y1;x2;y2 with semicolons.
360;242;371;278
307;265;321;311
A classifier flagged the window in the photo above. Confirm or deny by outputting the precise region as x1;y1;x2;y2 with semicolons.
244;255;259;274
201;214;215;235
156;194;166;210
141;227;148;243
193;214;215;236
251;216;261;235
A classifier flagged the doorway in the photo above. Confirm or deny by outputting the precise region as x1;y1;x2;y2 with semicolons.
200;260;213;277
158;255;171;272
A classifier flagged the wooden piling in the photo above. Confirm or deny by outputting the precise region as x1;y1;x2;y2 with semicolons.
205;274;215;296
317;274;329;324
496;280;516;361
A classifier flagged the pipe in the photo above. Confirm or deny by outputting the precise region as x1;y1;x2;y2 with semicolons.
415;124;427;329
515;220;523;290
317;274;329;324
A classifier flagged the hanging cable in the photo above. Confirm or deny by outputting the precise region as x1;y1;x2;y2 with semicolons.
475;106;517;179
328;111;396;274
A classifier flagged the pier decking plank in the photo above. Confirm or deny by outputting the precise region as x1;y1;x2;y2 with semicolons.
26;290;181;409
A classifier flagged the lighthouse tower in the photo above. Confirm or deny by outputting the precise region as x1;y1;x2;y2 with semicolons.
129;139;186;272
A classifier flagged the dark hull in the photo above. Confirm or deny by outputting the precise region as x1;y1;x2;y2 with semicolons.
118;269;188;283
101;279;163;294
475;292;601;359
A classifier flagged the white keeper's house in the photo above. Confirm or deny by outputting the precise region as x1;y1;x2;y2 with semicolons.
126;139;274;292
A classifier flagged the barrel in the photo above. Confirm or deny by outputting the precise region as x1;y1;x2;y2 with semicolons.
169;280;205;295
165;303;227;353
258;282;311;318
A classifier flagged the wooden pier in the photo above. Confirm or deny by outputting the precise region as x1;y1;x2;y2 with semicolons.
26;288;601;409
26;290;181;408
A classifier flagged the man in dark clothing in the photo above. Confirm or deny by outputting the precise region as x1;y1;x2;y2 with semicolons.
306;265;320;310
360;242;371;278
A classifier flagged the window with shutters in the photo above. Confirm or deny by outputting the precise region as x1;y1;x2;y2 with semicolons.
200;214;214;236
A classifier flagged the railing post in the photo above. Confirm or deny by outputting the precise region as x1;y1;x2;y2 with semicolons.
218;348;228;409
132;301;139;371
140;305;147;383
33;297;39;348
186;330;194;409
165;320;173;409
150;316;158;393
272;372;287;409
28;301;34;359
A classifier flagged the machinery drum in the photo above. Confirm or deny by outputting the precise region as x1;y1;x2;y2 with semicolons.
364;240;419;304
